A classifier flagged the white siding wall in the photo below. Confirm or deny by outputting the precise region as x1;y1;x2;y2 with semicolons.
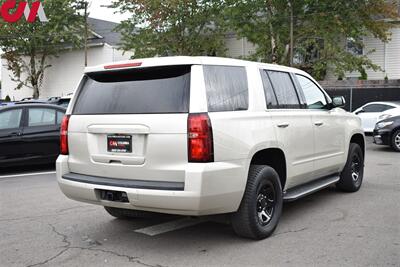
1;45;133;100
327;26;400;80
381;26;400;79
225;36;257;58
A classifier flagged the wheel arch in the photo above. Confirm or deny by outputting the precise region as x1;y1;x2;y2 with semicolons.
350;133;365;157
391;126;400;138
249;148;287;190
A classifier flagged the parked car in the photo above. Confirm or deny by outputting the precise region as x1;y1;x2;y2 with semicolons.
0;104;66;168
373;115;400;152
57;57;365;240
353;101;400;133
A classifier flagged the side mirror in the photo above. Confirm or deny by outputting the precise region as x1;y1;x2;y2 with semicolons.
332;96;346;108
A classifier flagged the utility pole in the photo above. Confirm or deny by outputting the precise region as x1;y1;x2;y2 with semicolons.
289;0;294;66
84;1;88;67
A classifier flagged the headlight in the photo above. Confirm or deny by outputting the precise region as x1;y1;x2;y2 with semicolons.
378;114;392;121
376;121;394;129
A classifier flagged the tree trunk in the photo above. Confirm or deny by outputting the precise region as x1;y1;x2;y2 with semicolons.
32;83;40;99
29;49;40;99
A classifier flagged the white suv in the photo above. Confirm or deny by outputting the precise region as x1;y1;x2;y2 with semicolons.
57;57;365;240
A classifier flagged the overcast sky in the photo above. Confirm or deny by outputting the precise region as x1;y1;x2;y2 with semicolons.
88;0;131;23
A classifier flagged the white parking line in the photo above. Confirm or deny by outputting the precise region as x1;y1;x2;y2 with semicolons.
0;171;56;179
135;217;208;236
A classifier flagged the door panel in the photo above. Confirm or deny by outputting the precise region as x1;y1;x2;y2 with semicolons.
261;70;314;188
269;110;314;188
309;110;345;177
21;108;61;161
295;74;344;179
0;108;24;164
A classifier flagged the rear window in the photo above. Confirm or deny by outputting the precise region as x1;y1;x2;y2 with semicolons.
267;71;301;109
204;65;248;112
73;66;191;115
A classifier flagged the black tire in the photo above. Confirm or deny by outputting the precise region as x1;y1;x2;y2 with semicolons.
104;207;155;219
337;143;364;192
391;130;400;152
231;165;283;240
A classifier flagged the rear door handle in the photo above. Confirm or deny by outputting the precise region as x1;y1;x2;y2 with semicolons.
277;123;290;128
314;122;324;127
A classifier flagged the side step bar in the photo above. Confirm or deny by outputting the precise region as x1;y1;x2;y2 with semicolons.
283;174;340;202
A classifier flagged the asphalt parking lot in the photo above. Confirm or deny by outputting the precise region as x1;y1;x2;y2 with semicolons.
0;137;399;267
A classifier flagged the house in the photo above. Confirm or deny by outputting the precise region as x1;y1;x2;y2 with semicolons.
225;5;400;81
343;25;400;80
1;18;133;101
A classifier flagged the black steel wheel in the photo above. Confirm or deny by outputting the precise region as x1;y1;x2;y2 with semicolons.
256;181;276;226
231;165;283;240
337;143;364;192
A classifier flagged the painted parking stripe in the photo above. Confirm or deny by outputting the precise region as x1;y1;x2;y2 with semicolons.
0;171;56;179
135;217;208;236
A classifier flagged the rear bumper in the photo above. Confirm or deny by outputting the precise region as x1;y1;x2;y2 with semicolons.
56;155;247;216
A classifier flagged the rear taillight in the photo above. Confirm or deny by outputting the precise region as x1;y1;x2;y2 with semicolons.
188;113;214;162
60;115;70;155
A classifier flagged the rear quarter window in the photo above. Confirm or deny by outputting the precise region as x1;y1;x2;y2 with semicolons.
73;65;191;115
267;71;301;109
204;65;249;112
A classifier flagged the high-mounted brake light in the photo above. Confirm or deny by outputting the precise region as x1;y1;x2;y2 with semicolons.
104;62;142;69
60;115;70;155
188;113;214;162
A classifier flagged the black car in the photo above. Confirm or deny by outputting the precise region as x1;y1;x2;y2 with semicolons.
0;104;66;168
373;115;400;152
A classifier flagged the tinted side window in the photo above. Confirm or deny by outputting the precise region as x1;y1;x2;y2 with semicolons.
363;104;391;113
260;70;278;109
381;105;396;112
296;75;327;109
204;65;248;112
0;109;22;130
267;71;300;109
28;108;56;127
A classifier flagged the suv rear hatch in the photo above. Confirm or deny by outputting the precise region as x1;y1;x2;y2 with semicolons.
67;65;191;183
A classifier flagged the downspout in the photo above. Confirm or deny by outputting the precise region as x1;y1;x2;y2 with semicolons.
242;37;245;57
383;42;387;78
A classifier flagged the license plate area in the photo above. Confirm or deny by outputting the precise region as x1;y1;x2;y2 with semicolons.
107;134;132;153
97;189;129;203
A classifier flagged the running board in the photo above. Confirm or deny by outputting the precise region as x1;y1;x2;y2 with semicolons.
283;174;340;202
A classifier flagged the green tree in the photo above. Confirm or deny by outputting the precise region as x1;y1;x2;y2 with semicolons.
0;0;85;98
111;0;228;57
227;0;398;79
